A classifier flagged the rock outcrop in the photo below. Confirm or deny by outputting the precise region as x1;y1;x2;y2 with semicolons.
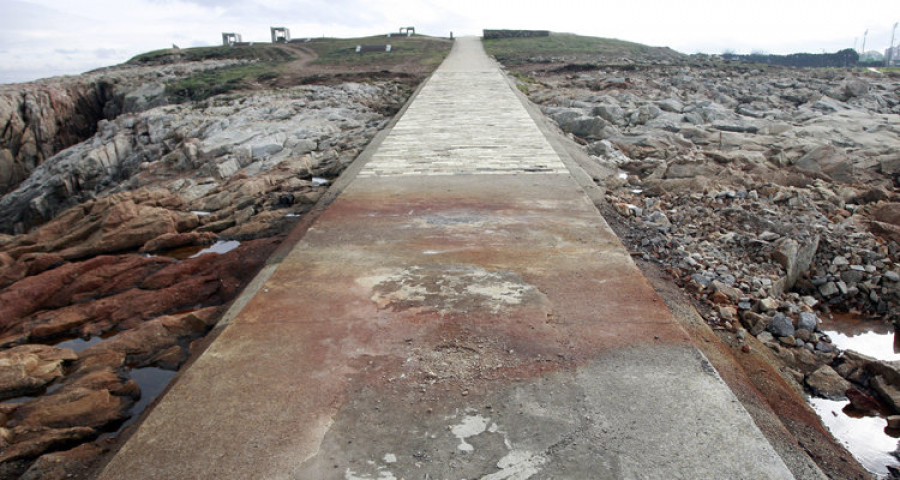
0;61;413;472
0;58;254;198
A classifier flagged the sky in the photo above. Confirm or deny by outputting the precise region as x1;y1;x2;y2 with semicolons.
1;0;898;84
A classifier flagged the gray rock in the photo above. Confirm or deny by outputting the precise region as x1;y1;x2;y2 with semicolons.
771;236;820;289
806;365;851;400
656;99;684;113
741;311;769;336
815;341;836;353
818;281;839;297
757;331;774;343
758;297;779;312
767;313;795;338
797;312;818;332
840;269;865;284
885;271;900;282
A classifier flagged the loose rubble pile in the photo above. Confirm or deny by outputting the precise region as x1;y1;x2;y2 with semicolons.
523;59;900;467
0;66;412;477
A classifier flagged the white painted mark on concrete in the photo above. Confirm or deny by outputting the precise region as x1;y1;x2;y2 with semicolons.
358;265;542;314
345;469;397;480
451;414;490;452
481;450;548;480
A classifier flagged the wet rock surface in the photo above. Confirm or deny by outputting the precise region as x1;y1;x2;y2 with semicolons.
518;59;899;475
0;56;414;476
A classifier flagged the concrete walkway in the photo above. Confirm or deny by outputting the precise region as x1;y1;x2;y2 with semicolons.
99;38;794;479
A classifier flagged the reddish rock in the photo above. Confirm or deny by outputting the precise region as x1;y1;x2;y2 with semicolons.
79;308;219;368
19;442;109;480
9;387;133;430
58;200;199;260
74;351;126;373
2;192;197;261
139;231;217;253
0;255;174;333
0;426;96;463
708;290;731;305
846;387;884;414
0;345;77;399
66;368;140;399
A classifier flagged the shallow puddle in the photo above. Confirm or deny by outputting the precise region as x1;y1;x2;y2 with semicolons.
101;367;177;438
810;313;900;476
810;397;899;476
151;240;242;260
819;314;900;361
189;240;241;258
54;335;105;352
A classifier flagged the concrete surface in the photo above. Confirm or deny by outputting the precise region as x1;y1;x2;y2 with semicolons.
98;37;795;480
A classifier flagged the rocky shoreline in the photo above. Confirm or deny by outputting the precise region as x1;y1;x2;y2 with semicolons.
0;62;414;477
515;59;899;477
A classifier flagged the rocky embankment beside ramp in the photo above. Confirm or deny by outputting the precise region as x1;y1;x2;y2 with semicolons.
0;59;252;199
0;70;410;478
523;61;900;475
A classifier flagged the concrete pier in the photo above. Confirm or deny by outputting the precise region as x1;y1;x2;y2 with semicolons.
99;37;794;480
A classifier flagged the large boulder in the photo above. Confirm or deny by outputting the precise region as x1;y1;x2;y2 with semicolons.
805;365;851;400
771;236;819;289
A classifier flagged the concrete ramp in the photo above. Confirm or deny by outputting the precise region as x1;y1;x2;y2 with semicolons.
99;37;794;479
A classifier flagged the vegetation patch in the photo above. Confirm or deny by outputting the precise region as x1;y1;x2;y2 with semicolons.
165;62;285;102
304;35;451;68
129;45;296;65
483;32;684;66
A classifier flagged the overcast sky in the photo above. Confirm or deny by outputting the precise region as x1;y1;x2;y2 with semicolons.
1;0;898;84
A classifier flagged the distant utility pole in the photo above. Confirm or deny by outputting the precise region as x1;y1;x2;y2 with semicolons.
861;29;868;59
889;22;898;67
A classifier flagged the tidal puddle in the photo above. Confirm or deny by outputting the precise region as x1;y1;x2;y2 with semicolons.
810;313;900;476
101;366;177;438
810;397;899;476
189;240;241;258
54;335;104;352
819;314;900;361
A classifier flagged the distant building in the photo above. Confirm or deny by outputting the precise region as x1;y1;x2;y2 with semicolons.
222;33;242;47
271;27;290;44
886;46;900;66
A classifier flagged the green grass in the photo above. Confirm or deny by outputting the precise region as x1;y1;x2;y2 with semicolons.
304;35;451;68
130;36;451;103
164;62;286;102
483;33;684;66
129;45;296;65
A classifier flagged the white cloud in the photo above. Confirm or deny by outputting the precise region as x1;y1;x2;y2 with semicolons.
0;0;898;84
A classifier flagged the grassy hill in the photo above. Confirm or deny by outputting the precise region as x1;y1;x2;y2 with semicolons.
126;35;452;102
483;33;685;67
